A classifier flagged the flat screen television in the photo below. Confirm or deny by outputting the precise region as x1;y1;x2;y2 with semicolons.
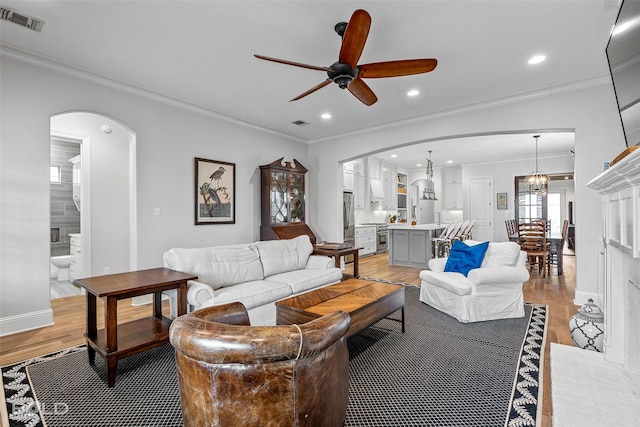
606;0;640;147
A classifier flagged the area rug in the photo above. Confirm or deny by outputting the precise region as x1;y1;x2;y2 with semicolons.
2;286;546;427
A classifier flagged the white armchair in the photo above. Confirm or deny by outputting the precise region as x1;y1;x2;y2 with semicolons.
419;240;530;323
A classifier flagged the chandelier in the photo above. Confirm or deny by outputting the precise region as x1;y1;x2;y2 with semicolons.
525;135;549;192
422;150;438;200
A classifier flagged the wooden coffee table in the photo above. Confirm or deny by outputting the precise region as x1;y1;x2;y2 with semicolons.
276;278;405;338
75;267;197;387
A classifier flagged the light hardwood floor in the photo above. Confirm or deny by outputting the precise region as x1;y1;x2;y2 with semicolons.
0;252;577;427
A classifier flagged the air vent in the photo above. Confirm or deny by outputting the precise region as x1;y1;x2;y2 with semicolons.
0;7;45;32
291;120;309;126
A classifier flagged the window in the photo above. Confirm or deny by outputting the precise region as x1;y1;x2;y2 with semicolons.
50;166;61;183
515;176;547;223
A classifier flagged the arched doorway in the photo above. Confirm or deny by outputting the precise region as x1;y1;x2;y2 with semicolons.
49;112;136;299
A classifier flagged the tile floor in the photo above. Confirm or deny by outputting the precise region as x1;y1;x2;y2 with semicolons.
50;278;82;299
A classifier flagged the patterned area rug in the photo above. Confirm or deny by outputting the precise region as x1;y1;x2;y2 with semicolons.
2;286;546;427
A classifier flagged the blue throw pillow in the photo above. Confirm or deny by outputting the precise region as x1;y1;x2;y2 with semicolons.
444;240;490;276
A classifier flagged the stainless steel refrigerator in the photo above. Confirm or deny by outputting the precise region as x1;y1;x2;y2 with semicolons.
343;192;355;261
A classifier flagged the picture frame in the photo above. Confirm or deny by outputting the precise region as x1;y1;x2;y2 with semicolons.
195;158;235;224
497;192;508;210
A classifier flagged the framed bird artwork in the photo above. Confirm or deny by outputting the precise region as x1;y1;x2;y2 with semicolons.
195;157;236;224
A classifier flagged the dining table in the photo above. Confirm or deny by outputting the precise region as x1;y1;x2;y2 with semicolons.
509;231;565;275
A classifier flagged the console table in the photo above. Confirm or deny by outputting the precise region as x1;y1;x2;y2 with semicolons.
74;268;197;387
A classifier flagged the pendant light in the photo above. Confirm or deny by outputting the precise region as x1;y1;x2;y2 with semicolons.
421;150;438;200
525;135;549;192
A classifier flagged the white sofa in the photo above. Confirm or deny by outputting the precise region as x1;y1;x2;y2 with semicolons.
419;240;530;323
163;235;342;325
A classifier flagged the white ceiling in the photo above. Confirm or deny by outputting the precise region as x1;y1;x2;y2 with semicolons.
0;0;621;167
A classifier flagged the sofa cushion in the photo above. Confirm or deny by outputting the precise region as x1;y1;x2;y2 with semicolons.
444;240;489;276
254;235;314;277
419;270;471;296
212;280;292;310
267;268;342;294
163;246;263;290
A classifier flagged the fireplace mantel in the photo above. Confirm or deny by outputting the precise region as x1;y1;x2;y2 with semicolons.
587;146;640;372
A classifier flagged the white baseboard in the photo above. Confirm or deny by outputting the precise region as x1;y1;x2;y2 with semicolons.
0;308;54;337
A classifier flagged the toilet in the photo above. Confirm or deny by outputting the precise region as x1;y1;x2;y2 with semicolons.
51;255;71;281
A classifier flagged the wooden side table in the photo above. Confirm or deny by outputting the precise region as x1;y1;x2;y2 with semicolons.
74;267;197;387
312;246;363;278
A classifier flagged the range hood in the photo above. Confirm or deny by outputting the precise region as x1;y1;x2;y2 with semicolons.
370;179;385;199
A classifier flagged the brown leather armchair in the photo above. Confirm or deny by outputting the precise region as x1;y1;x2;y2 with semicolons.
169;301;351;427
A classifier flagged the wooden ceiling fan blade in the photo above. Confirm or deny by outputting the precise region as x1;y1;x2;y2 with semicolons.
290;79;333;102
338;9;371;69
348;78;377;106
254;55;334;72
358;59;438;78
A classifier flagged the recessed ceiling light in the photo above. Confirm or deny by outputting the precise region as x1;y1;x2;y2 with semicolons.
321;113;331;119
528;55;546;65
416;163;423;167
447;160;453;164
407;89;420;97
391;154;398;158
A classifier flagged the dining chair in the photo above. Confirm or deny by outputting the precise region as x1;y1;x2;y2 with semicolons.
505;219;517;241
518;221;549;278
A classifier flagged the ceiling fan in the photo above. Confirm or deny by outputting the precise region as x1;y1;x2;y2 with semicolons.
254;9;437;106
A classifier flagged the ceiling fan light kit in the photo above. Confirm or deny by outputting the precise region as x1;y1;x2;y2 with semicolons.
254;9;437;105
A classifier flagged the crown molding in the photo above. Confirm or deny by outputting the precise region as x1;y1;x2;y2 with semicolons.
0;44;307;144
2;43;609;146
310;75;610;144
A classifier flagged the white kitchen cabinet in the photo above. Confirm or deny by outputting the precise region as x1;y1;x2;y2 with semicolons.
354;159;367;209
343;161;355;191
368;157;382;180
382;163;397;210
355;225;376;256
443;167;463;210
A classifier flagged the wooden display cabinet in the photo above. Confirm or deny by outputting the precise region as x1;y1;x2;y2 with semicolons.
260;157;309;242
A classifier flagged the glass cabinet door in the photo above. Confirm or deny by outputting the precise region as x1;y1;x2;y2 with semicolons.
289;173;305;223
260;158;308;240
270;171;288;224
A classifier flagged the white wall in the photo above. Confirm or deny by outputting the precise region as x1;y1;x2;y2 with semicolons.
0;58;307;335
308;84;626;308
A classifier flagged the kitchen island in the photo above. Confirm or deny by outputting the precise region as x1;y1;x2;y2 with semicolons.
388;223;446;269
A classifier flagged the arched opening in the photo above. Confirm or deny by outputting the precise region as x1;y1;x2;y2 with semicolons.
49;112;136;299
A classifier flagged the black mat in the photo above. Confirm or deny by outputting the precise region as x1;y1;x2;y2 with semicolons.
2;286;546;427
